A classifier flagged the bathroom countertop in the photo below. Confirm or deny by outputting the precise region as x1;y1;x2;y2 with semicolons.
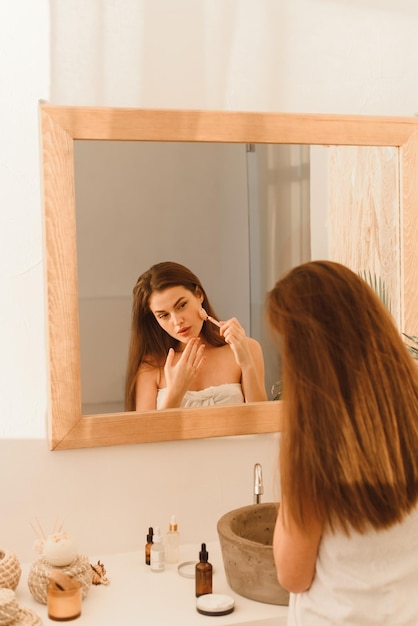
16;541;289;625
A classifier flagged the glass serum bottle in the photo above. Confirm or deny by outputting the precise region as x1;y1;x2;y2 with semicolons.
165;515;180;564
150;526;165;572
145;527;153;565
195;543;212;597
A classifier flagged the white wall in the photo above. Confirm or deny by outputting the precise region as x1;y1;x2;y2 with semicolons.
2;0;418;563
0;1;50;439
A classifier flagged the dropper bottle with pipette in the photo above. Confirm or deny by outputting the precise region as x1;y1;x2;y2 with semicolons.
195;543;212;597
165;515;180;564
145;527;153;565
150;526;165;572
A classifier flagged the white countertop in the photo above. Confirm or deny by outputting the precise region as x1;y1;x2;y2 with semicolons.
16;541;288;625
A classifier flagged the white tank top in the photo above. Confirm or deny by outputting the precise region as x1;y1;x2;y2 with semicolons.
156;382;244;408
288;503;418;625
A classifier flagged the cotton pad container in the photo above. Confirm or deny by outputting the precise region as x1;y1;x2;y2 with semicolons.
196;593;235;616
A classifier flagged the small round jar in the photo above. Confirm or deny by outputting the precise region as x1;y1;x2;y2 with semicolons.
196;594;235;616
47;582;82;622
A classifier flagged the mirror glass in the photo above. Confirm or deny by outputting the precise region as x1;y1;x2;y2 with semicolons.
74;141;314;415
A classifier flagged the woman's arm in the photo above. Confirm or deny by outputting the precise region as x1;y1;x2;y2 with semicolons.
240;338;267;401
273;496;323;593
220;318;267;401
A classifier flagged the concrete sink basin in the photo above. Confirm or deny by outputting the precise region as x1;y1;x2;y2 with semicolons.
217;502;289;606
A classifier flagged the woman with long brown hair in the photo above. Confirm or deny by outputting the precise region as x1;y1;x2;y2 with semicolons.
125;261;266;411
267;260;418;625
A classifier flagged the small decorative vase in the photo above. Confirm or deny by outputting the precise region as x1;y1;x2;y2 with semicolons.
0;549;21;591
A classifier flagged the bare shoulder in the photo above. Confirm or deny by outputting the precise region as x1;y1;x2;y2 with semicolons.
247;336;262;349
246;336;264;357
135;359;161;411
137;358;159;375
136;358;162;387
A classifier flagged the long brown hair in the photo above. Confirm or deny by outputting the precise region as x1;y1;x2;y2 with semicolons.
124;261;225;411
267;260;418;534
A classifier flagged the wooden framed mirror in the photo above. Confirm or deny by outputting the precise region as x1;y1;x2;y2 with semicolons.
39;104;418;450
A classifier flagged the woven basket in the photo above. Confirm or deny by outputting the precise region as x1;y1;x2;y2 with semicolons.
0;587;19;626
0;589;42;626
0;551;21;591
12;608;42;626
28;554;92;605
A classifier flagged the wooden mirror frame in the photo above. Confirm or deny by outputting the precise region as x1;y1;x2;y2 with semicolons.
39;104;418;450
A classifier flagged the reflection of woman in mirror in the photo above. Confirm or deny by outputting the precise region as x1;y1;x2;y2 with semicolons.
125;261;267;411
267;260;418;625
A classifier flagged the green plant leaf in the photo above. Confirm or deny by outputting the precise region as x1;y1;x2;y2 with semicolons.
358;269;392;313
402;333;418;360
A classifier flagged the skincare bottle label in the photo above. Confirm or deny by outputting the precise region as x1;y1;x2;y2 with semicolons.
151;551;165;572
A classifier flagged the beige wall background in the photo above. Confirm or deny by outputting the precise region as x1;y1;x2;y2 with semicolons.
2;0;418;563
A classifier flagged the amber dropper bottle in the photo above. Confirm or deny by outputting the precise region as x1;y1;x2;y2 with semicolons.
195;543;212;597
145;527;153;565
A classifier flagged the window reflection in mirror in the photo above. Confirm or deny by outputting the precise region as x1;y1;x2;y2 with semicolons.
74;142;322;415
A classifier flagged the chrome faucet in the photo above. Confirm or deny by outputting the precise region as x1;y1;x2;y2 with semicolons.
253;463;264;504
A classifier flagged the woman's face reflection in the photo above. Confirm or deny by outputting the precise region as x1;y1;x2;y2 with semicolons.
149;286;204;345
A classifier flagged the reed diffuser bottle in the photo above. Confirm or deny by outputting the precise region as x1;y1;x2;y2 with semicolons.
195;543;212;597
